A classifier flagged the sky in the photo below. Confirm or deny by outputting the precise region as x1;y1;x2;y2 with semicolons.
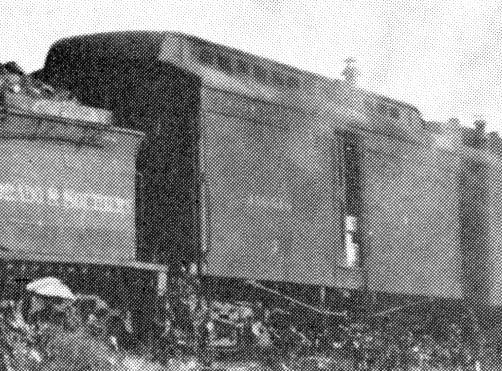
1;0;501;130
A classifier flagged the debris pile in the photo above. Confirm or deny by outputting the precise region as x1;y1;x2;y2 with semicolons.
0;277;163;371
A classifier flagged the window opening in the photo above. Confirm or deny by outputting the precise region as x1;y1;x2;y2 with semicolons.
198;49;214;66
270;71;285;88
389;107;400;119
286;76;300;90
216;54;233;74
253;65;268;84
377;103;388;116
235;59;249;75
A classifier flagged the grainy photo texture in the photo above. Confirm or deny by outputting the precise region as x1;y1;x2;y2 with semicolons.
0;1;501;370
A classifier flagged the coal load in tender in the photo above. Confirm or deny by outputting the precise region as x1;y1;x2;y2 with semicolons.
0;62;111;126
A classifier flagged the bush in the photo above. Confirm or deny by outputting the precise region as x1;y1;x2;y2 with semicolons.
40;329;122;371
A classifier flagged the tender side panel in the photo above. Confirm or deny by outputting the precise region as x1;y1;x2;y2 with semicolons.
0;130;137;261
201;89;343;286
362;136;462;298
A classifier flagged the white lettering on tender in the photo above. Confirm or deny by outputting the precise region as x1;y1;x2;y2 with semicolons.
0;183;17;201
17;184;45;204
0;182;132;215
46;187;60;206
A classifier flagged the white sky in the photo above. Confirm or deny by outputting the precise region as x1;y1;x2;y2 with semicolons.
2;0;501;130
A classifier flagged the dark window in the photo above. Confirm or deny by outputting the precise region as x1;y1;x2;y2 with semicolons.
216;54;233;74
235;59;249;74
344;138;361;221
286;76;300;90
198;49;214;66
270;71;285;88
462;127;487;149
136;171;146;258
423;121;442;133
343;135;362;268
469;162;483;173
253;65;268;83
377;103;388;116
389;107;400;119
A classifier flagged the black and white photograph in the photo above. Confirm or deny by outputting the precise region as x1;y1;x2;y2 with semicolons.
0;1;501;370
